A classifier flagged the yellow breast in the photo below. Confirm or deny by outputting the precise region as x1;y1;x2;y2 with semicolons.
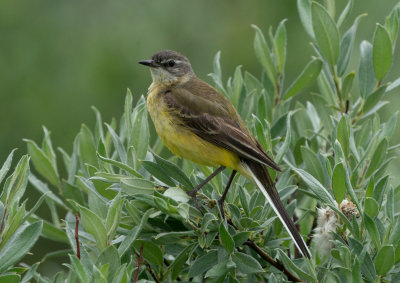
146;84;241;169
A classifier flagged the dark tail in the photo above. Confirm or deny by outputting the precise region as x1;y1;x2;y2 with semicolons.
243;160;311;258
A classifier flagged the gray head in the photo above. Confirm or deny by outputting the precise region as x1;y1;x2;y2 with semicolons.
138;50;194;84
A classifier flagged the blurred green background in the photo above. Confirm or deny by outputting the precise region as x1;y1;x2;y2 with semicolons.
1;0;400;275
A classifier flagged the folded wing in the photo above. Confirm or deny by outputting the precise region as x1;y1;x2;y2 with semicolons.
163;85;281;172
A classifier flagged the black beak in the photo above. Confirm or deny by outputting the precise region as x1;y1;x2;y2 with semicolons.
138;59;158;68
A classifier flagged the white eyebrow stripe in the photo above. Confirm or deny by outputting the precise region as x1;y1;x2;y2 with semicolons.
161;60;183;64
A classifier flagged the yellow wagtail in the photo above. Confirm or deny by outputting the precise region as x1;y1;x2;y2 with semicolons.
139;50;311;258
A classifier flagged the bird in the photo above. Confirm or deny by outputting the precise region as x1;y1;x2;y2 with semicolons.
138;50;311;258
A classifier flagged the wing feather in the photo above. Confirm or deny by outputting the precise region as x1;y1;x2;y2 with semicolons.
163;82;281;172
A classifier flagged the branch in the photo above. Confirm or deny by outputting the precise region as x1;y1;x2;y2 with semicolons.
244;240;303;282
134;248;159;283
133;243;144;283
75;213;80;260
226;219;303;282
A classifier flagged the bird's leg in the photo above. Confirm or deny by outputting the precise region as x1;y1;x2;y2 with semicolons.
188;166;225;212
218;170;237;219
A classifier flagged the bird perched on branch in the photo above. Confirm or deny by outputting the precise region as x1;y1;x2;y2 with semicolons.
139;50;311;258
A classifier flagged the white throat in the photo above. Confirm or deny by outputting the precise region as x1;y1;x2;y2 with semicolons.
150;68;179;84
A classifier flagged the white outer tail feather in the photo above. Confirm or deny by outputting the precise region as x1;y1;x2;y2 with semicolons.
244;164;311;257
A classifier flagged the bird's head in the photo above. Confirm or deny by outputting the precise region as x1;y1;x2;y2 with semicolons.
139;50;194;85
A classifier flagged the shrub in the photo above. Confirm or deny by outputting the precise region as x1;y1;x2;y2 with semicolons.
1;0;400;282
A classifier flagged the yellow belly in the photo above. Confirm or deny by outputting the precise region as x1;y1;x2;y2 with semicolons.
146;87;241;169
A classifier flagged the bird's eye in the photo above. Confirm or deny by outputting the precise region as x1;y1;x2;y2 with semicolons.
168;60;175;67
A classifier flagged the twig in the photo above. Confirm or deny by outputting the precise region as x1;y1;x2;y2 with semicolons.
133;243;144;283
75;213;80;260
345;100;349;114
244;240;303;282
226;219;303;282
134;248;159;283
145;262;159;283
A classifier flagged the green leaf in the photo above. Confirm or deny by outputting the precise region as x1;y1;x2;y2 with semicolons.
124;89;133;139
106;195;123;240
289;165;335;207
79;124;99;171
96;245;120;282
69;254;90;283
219;222;235;254
363;85;387;114
341;72;355;101
364;197;379;218
232;252;263;274
1;155;30;207
278;250;316;282
41;127;57;168
388;77;400;92
233;231;251;247
153;153;193;190
91;106;105;147
205;259;230;278
386;187;394;221
301;146;325;185
0;149;16;186
385;5;400;45
129;96;149;163
284;58;322;99
164;187;190;203
79;206;107;251
92;265;107;283
142;160;175;187
105;123;127;163
120;178;154;195
337;115;350;158
297;0;314;38
252;25;277;89
0;221;43;272
311;2;340;65
96;152;141;178
0;274;20;283
332;162;346;204
29;174;64;207
189;250;218;276
208;51;227;95
25;139;59;187
337;0;354;28
201;212;217;233
22;192;50;223
273;19;287;73
134;240;163;266
358;41;376;97
337;14;365;76
352;258;361;283
35;217;68;243
365;138;388;178
373;24;393;80
364;213;381;249
118;209;152;256
276;110;296;163
168;244;194;280
21;262;39;283
374;245;395;275
231;65;243;108
360;250;377;281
